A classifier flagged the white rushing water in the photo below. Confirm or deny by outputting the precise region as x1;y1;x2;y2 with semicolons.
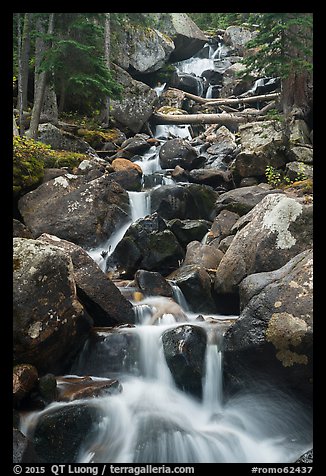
20;318;312;463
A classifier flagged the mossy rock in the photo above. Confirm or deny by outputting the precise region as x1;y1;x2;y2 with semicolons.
13;136;47;197
77;128;123;148
44;150;88;170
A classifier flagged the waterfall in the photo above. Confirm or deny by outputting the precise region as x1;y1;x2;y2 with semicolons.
20;322;313;463
127;191;151;222
169;282;190;312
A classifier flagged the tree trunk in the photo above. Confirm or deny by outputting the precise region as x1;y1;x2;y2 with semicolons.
17;13;23;136
27;13;55;139
102;13;111;126
17;13;31;117
13;112;19;136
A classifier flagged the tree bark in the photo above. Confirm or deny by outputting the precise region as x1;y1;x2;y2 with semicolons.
13;112;19;136
17;13;31;118
27;13;55;139
102;13;111;126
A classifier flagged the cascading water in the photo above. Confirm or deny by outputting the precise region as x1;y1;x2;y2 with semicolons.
20;39;312;464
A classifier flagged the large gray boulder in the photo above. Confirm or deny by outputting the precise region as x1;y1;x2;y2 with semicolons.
214;193;313;296
234;121;289;178
38;234;135;326
18;174;129;249
13;238;92;374
129;28;175;73
223;250;313;401
154;13;208;61
110;65;158;134
223;25;257;55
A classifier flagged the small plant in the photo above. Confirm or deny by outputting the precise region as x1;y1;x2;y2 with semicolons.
265;164;310;189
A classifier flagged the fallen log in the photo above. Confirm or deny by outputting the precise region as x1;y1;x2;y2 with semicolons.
153;112;248;126
166;87;280;107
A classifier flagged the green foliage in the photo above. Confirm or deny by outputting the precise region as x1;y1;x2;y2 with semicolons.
240;13;313;80
13;136;47;195
188;13;249;30
265;164;308;189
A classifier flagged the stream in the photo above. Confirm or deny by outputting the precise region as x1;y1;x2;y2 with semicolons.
19;37;312;464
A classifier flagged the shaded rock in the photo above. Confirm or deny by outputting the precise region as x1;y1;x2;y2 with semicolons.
217;235;234;253
38;374;58;404
109;168;142;192
13;219;33;238
42;168;67;183
203;126;237;168
186;184;218;221
18;174;129;249
38;234;135;327
13;364;38;405
168;219;211;246
13;238;92;374
223;250;313;402
159;138;198;170
38;123;95;154
162;324;207;397
188;168;232;188
214;194;313;296
234;121;289;178
168;264;217;313
32;403;102;463
111;65;158;134
56;376;122;402
13;429;40;463
135;269;174;297
120;135;152;154
214;183;282;216
288;145;313;164
206;210;240;245
289;119;311;145
70;329;140;377
171;165;189;182
239;177;258;187
219;62;249;98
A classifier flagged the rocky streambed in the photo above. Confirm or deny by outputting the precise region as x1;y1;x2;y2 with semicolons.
13;18;313;464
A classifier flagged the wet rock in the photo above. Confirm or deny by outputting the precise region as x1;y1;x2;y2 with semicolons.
110;168;142;192
168;264;217;313
38;234;135;327
13;238;92;374
151;185;190;220
168;219;211;246
32;403;102;463
70;329;140;377
135;270;174;297
18;174;129;249
162;324;207;397
112;213;184;276
214;194;313;296
13;429;40;463
13;364;38;405
186;184;218;221
223;250;313;402
159;138;198;170
120;135;152;154
56;376;122;402
37;374;58;403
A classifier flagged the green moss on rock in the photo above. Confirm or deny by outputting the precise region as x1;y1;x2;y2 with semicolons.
13;136;47;197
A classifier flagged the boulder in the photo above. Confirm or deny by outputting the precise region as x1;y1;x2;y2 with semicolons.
156;13;208;61
32;402;102;463
288;145;313;164
70;329;140;377
111;213;185;276
223;26;257;55
285;162;313;182
162;324;207;397
223;250;313;401
120;135;152;154
214;194;313;296
168;264;217;313
37;123;95;154
13;364;38;405
203;125;237;169
214;183;282;216
13;238;92;374
18;174;129;249
168;219;211;246
13;219;33;238
159;138;198;170
182;241;224;271
289;119;311;145
38;234;135;327
135;269;174;297
110;65;158;134
42;168;67;183
234;121;289;178
188;168;232;188
109;168;142;192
